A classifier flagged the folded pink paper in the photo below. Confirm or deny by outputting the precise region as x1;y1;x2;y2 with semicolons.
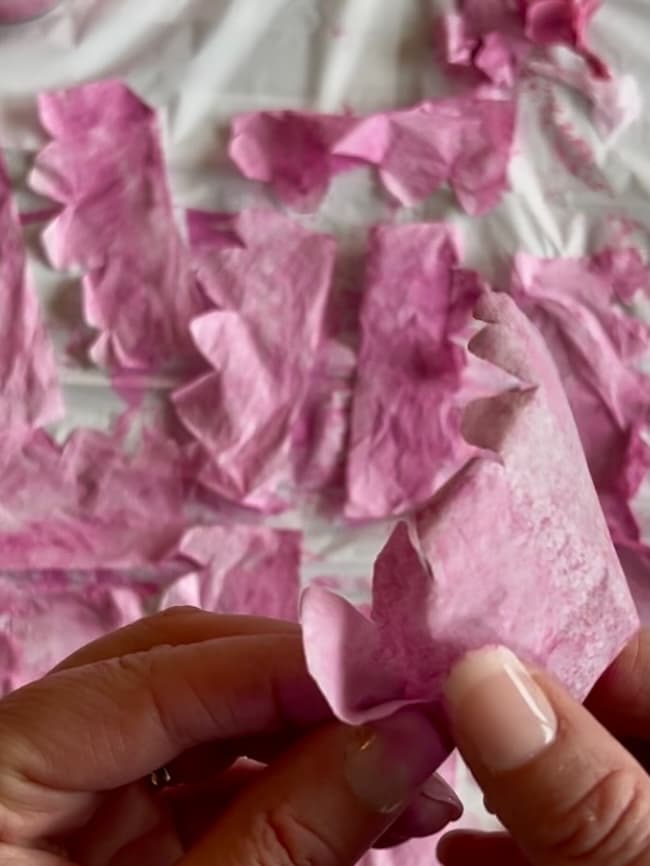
511;251;650;560
0;155;62;454
345;224;514;520
174;209;336;511
229;96;516;215
31;81;208;373
303;292;639;725
160;524;301;621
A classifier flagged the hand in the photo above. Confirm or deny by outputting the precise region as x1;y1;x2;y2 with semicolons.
438;629;650;865
0;607;461;865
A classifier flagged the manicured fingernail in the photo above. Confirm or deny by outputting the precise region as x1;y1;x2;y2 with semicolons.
445;646;558;772
344;710;447;814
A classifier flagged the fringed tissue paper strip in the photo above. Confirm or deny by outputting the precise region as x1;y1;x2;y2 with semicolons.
303;292;639;725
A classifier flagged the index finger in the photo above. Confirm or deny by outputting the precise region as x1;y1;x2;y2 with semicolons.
53;607;299;672
0;634;330;842
585;627;650;741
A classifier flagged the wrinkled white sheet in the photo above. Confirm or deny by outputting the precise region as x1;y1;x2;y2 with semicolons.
1;0;649;844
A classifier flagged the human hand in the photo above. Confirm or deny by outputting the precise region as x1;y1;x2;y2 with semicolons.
0;607;461;865
438;629;650;865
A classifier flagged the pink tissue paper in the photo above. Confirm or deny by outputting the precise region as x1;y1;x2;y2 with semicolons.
229;96;516;215
160;524;301;621
174;209;336;511
345;223;513;521
0;155;62;454
0;572;149;694
511;250;650;561
303;291;640;725
0;421;186;570
31;81;208;373
446;0;604;87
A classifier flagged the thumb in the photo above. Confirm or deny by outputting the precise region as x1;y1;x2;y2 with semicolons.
444;646;650;866
179;710;460;866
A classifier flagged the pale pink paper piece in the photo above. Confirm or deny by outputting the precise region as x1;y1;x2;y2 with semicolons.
345;224;515;521
0;572;150;694
160;524;301;621
303;292;639;725
0;422;186;570
31;81;208;373
0;155;62;454
229;96;516;215
511;251;650;561
173;209;336;511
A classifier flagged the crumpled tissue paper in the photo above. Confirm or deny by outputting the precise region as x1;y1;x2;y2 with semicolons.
229;95;516;216
173;209;336;512
0;154;62;454
345;223;513;521
303;292;640;725
160;524;301;621
31;80;208;373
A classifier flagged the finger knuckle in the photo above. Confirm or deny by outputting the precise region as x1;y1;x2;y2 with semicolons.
545;768;650;864
154;605;202;620
247;805;341;866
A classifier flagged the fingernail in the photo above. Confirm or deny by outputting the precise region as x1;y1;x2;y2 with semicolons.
344;710;447;814
419;774;463;821
445;646;558;773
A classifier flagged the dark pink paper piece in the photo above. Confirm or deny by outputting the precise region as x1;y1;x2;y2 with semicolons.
510;251;650;561
229;96;516;215
0;0;59;22
31;81;208;373
0;572;150;694
345;224;513;520
174;209;336;511
160;524;301;621
303;292;639;725
0;422;186;570
0;155;62;454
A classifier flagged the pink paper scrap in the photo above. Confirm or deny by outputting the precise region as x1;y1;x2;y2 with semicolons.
160;524;302;621
0;154;62;455
174;209;336;512
0;572;150;694
345;223;514;521
0;422;187;570
31;81;208;373
511;250;650;561
229;96;516;216
303;292;639;726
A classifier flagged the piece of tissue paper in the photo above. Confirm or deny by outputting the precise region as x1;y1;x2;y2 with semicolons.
0;422;186;570
31;81;208;373
229;96;516;216
174;209;336;512
303;291;640;725
345;223;513;521
159;524;301;621
510;250;650;560
0;154;62;456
